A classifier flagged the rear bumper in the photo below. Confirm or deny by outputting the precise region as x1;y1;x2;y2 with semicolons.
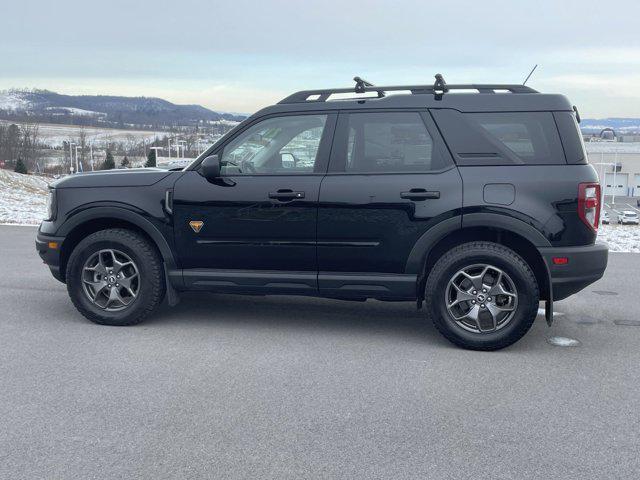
35;229;66;283
538;242;608;301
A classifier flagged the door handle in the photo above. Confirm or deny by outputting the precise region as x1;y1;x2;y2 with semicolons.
400;188;440;200
268;189;305;201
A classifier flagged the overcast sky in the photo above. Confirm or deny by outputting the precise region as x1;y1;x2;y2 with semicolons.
2;0;639;117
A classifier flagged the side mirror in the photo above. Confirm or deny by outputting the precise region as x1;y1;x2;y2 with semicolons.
201;155;221;180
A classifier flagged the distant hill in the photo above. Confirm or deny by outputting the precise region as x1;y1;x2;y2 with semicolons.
579;118;640;134
0;89;246;130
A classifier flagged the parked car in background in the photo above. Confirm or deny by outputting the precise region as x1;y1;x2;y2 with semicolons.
601;210;610;224
617;210;640;225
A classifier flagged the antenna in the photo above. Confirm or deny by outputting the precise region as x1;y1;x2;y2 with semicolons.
523;64;538;85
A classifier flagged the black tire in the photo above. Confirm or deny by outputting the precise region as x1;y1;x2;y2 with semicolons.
66;228;165;326
424;241;539;351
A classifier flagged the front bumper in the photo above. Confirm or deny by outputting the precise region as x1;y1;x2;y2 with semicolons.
36;229;66;283
538;242;608;301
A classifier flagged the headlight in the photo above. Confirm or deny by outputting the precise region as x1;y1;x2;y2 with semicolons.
45;189;57;221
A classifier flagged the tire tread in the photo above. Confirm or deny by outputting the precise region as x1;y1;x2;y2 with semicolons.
66;228;165;326
425;241;539;351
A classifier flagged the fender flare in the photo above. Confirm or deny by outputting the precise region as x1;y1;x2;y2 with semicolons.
405;216;462;274
57;206;177;270
405;212;552;274
462;212;551;247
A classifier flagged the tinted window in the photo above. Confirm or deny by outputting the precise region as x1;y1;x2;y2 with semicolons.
220;114;327;174
337;112;442;173
554;111;587;164
431;109;566;165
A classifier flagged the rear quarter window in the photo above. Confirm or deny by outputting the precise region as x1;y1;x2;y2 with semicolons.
431;109;567;165
553;111;587;164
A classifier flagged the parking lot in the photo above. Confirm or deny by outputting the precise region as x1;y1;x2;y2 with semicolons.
602;195;640;222
2;225;640;479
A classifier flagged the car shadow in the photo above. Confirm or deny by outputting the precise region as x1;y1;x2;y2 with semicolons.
146;292;448;346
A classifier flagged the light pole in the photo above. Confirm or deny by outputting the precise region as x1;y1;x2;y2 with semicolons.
594;162;617;205
178;140;187;158
614;151;619;201
75;145;81;173
68;142;76;174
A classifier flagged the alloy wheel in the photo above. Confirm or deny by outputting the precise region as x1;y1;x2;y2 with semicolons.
81;249;140;311
444;264;518;333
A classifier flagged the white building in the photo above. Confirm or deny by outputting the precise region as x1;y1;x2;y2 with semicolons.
586;143;640;197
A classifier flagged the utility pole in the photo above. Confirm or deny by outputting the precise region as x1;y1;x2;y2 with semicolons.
90;142;94;171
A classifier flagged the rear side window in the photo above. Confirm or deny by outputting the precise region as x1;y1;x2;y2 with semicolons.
331;111;450;173
431;109;566;165
554;112;587;164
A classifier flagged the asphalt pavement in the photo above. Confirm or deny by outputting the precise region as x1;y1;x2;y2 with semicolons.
1;225;639;479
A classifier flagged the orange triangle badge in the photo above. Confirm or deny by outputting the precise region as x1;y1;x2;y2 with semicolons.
189;220;204;233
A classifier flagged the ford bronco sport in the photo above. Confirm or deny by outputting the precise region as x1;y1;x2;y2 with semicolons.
36;75;608;350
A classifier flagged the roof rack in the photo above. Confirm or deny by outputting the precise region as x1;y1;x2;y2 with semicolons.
278;74;538;104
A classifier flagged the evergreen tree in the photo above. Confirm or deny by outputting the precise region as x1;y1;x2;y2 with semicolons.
145;149;157;168
121;156;130;168
102;150;115;170
14;158;27;174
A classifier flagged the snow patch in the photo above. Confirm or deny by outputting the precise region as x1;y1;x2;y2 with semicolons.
537;308;565;317
0;169;49;225
597;224;640;253
0;91;32;111
547;336;581;347
45;106;104;117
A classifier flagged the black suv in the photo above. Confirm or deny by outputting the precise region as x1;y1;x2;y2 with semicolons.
36;76;608;350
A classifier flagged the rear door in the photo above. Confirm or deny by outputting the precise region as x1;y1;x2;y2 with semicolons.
316;110;462;297
173;113;335;283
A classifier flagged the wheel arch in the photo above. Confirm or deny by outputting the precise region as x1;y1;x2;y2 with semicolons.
57;207;176;282
407;214;551;304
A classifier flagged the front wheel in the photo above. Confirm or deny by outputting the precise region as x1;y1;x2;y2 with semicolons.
425;242;539;350
66;228;165;326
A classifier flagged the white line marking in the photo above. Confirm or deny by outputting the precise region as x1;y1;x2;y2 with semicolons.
624;203;640;213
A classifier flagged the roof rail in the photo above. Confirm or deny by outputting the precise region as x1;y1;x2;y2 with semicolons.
278;74;538;104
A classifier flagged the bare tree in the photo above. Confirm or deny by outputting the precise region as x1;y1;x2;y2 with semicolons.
18;123;41;171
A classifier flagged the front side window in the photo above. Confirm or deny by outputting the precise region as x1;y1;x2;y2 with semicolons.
220;114;327;174
338;112;441;173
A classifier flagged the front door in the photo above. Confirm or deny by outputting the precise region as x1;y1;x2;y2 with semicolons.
173;113;335;290
317;110;462;297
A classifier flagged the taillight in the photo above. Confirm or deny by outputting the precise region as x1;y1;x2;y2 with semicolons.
578;182;601;232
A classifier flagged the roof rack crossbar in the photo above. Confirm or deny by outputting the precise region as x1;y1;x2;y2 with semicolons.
279;83;538;104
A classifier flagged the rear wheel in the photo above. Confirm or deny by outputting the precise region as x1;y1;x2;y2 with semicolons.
425;242;539;350
66;228;165;325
